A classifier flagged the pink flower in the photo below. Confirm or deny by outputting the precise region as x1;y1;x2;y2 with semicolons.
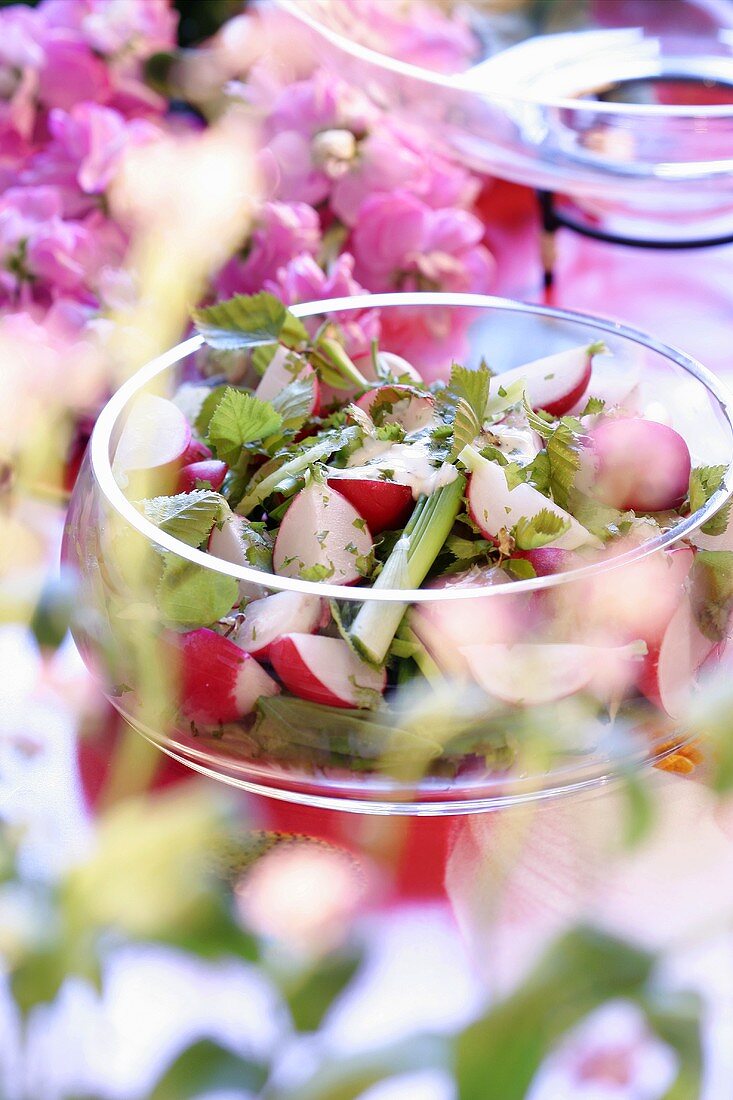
264;73;378;206
36;33;111;111
41;0;177;59
49;103;160;193
351;190;494;295
266;252;380;358
216;201;321;299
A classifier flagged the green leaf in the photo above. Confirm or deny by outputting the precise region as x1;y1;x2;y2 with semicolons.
545;421;582;511
157;555;239;627
569;491;634;542
272;375;316;435
273;1037;447;1100
450;398;482;460
284;948;364;1032
454;927;655;1100
580;395;606;416
449;361;491;422
445;533;494;565
138;491;225;547
194;384;230;437
514;509;570;550
689;549;733;642
148;1039;268;1100
688;464;730;536
639;993;702;1100
192;291;307;350
207;387;283;465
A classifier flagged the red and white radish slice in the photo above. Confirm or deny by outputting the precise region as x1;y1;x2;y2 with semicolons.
464;452;599;551
461;641;642;706
177;459;228;494
589;418;691;512
208;513;271;600
356;385;434;433
256;346;319;414
326;476;413;535
494;345;595;417
269;633;386;708
113;393;191;483
181;437;213;465
232;591;323;660
353;349;423;386
638;597;715;719
178;627;279;725
272;481;373;584
518;547;576;577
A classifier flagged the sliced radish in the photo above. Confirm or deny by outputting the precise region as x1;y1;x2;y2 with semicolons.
177;459;228;494
269;633;386;708
272;481;374;584
356;385;434;433
589;418;691;512
464;451;599;551
256;346;319;413
178;627;279;725
113;393;191;484
181;437;213;465
517;547;576;576
494;345;594;417
326;476;413;534
208;512;271;600
638;596;715;719
461;641;642;706
232;591;324;661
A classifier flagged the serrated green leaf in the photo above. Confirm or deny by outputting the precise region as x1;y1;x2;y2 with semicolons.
514;509;571;550
580;395;606;416
450;397;482;459
445;533;494;564
546;421;582;510
138;491;225;547
207;387;283;465
193;384;229;437
192;291;307;350
157;556;238;627
449;361;491;421
688;464;730;536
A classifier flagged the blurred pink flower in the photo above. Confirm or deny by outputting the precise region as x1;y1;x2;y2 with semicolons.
216;201;321;299
264;72;378;205
266;252;380;357
41;0;177;59
49;103;160;193
36;33;111;111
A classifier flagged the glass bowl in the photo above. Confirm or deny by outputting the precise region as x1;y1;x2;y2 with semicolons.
278;0;733;241
63;293;733;814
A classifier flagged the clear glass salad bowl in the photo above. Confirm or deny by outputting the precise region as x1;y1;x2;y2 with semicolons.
278;0;733;241
63;293;733;814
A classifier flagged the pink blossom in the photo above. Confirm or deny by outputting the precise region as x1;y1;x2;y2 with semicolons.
36;32;111;111
264;73;378;205
351;190;494;296
266;252;380;358
48;103;160;193
216;202;321;299
41;0;177;59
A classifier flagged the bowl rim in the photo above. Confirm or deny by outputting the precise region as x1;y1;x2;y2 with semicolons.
89;291;733;605
276;0;733;121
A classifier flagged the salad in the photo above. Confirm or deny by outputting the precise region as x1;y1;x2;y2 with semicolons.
109;292;732;782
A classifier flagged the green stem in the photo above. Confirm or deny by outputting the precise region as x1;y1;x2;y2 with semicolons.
316;338;371;389
348;475;465;665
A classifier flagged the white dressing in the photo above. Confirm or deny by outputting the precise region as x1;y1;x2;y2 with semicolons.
336;435;459;498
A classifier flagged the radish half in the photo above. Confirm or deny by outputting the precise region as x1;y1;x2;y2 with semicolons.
272;481;374;584
177;459;228;494
181;437;213;465
269;632;386;708
178;627;279;725
326;476;413;534
461;641;642;706
588;418;691;512
494;345;595;417
113;393;191;484
353;349;423;386
638;597;715;719
208;512;271;599
357;385;434;433
464;451;599;551
256;346;319;413
233;591;324;660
